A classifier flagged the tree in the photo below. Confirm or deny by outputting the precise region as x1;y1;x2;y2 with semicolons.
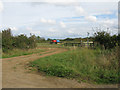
28;34;37;48
94;31;117;49
2;28;14;52
2;28;38;52
117;34;120;46
47;38;52;41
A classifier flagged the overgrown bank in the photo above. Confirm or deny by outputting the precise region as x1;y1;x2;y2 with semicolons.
30;47;119;84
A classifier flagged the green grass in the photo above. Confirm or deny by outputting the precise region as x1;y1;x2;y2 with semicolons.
2;48;46;58
2;42;69;58
2;42;67;58
37;43;61;48
30;47;119;84
37;43;68;48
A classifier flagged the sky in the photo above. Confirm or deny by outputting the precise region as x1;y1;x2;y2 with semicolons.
0;0;119;39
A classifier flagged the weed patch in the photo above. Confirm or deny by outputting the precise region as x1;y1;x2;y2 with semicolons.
30;48;119;84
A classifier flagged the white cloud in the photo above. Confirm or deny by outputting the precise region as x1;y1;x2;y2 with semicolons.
102;20;114;25
101;11;114;15
26;27;41;35
60;21;66;28
67;28;75;34
40;18;56;24
31;30;41;35
10;27;18;31
103;11;113;15
75;6;85;15
26;27;33;31
93;11;113;16
47;19;56;24
116;12;118;17
38;0;78;6
48;28;57;32
98;19;116;28
40;0;75;3
0;0;3;12
40;18;47;23
68;30;74;34
3;0;119;2
85;15;97;22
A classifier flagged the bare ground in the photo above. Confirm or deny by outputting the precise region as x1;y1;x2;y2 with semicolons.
2;48;118;88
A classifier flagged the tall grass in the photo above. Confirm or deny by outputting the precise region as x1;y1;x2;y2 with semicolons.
37;43;70;49
2;42;67;58
37;43;63;48
2;48;46;58
30;47;119;84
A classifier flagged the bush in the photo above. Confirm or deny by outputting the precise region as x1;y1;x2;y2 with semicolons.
94;31;118;49
2;28;37;52
2;28;14;52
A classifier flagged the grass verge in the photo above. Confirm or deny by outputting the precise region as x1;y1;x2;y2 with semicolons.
2;48;46;58
30;47;119;84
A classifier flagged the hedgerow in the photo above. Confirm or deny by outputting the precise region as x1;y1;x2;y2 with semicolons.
2;28;37;52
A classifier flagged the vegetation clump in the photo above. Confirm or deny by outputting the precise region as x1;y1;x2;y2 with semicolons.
30;47;119;84
2;28;46;52
94;31;119;49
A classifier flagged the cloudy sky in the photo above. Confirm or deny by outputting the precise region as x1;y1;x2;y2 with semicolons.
0;0;119;39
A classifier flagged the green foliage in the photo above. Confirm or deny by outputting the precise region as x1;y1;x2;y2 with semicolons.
47;38;52;41
36;36;46;43
2;48;45;58
94;31;118;49
117;34;120;46
2;28;14;52
0;32;2;48
38;65;74;77
2;28;37;52
30;48;118;84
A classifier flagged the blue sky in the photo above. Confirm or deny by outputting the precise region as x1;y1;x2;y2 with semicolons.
0;0;118;39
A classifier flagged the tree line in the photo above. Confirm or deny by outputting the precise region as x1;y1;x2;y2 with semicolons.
1;28;120;52
1;28;46;52
48;31;120;50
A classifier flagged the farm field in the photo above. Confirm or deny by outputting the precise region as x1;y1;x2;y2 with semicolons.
2;43;119;88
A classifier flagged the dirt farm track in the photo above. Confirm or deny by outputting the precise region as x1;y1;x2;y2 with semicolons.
2;48;118;88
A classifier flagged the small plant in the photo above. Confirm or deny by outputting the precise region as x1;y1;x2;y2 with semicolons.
13;66;16;69
37;65;74;77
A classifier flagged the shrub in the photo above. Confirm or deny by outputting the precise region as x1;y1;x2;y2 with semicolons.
94;31;118;49
2;28;37;52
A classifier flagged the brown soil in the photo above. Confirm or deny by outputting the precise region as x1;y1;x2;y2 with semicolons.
2;48;118;88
